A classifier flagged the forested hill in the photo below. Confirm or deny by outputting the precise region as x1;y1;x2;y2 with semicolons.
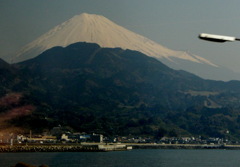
1;42;240;139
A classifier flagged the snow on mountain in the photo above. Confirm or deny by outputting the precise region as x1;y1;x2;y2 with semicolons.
13;13;215;64
13;13;240;81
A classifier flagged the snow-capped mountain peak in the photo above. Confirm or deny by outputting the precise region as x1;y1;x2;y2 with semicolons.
16;13;240;80
14;13;216;67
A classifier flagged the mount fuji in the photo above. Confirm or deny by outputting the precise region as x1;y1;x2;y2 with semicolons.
12;13;240;81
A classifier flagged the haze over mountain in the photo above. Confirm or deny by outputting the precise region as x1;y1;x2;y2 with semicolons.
11;13;239;81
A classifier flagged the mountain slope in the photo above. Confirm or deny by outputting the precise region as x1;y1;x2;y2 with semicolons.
0;58;49;134
14;42;240;138
0;58;25;96
11;13;238;81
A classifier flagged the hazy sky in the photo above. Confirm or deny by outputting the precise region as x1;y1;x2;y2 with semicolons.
1;0;240;72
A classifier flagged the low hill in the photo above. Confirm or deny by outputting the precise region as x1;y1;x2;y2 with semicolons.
10;42;240;139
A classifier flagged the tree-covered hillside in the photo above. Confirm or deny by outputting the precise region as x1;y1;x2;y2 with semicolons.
1;42;240;139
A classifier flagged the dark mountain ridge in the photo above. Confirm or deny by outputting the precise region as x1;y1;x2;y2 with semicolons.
2;42;240;138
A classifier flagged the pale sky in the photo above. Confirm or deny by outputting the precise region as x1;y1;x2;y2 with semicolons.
1;0;240;73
